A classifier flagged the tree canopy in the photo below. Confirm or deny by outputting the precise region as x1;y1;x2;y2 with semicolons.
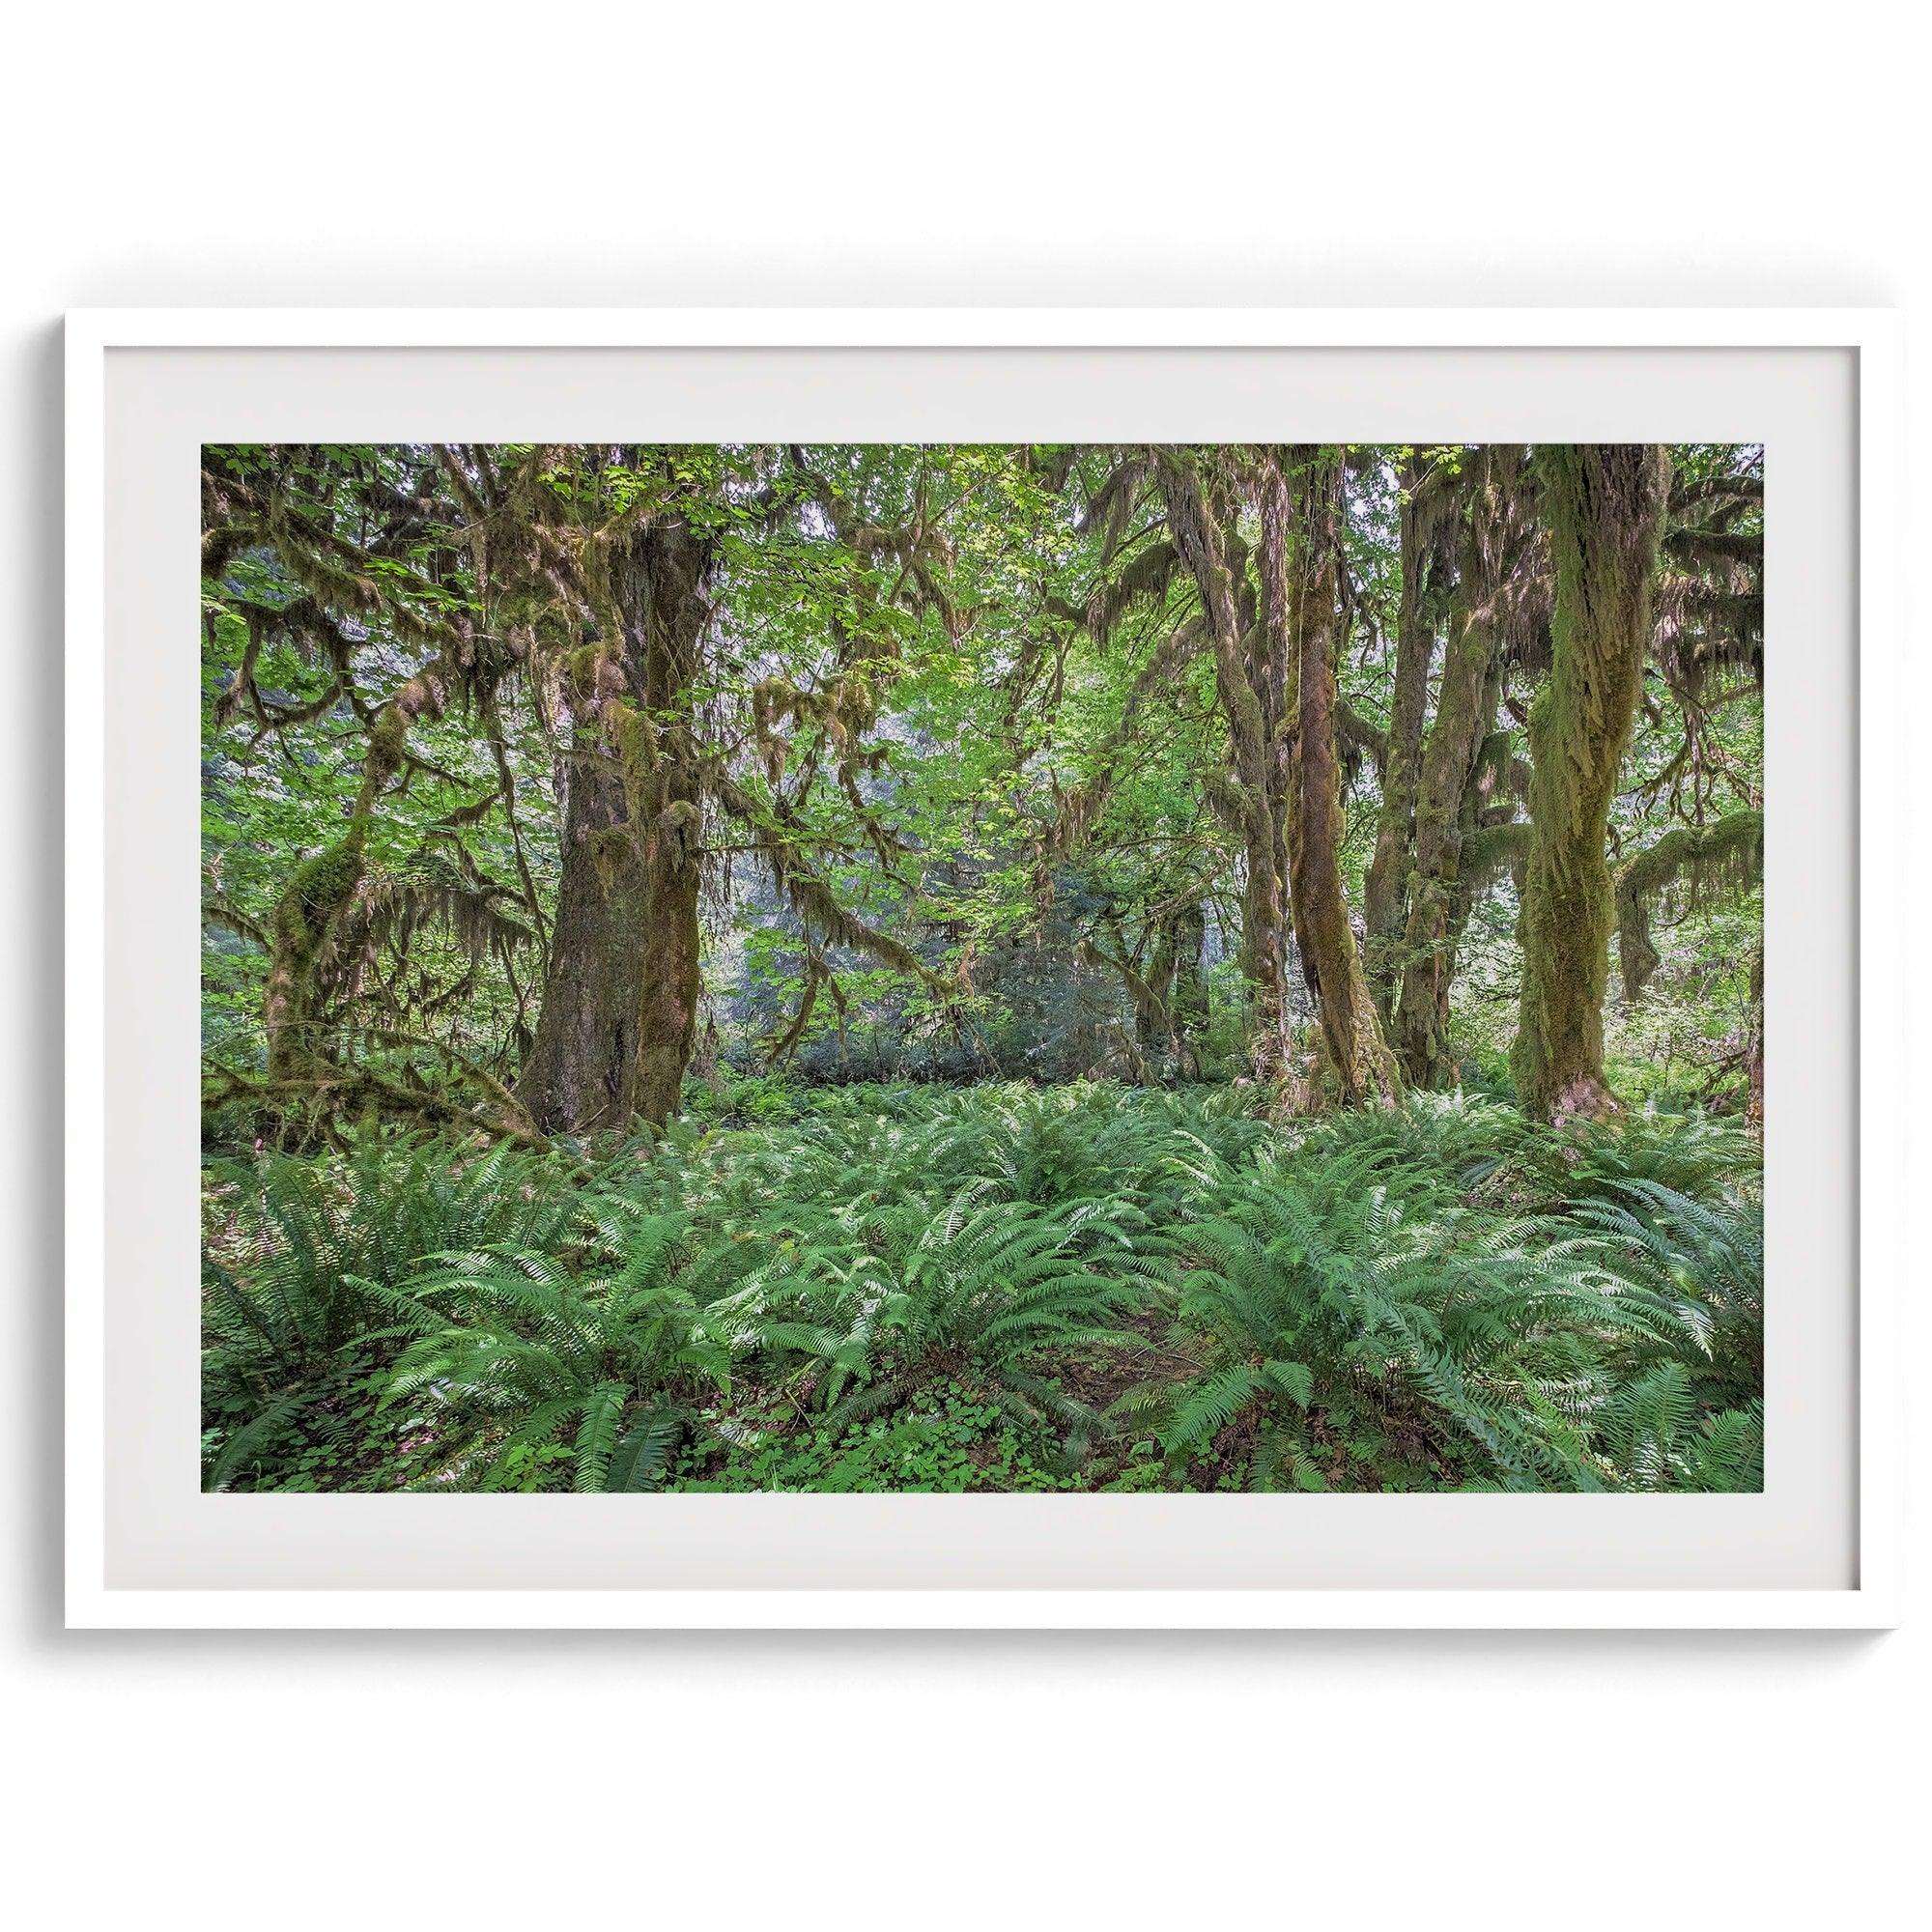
202;440;1763;1135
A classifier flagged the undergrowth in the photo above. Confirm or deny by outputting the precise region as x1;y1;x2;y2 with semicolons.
202;1081;1764;1494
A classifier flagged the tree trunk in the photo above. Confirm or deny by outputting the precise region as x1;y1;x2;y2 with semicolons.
1159;453;1293;1081
1136;921;1178;1068
1387;610;1494;1086
1274;447;1402;1107
1511;443;1669;1122
1363;455;1443;1011
260;709;412;1083
617;521;709;1128
1387;448;1521;1087
1169;900;1209;1078
262;831;366;1082
517;517;711;1133
514;717;649;1133
1743;946;1765;1128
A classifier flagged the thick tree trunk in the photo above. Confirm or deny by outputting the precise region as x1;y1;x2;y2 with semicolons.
1273;448;1402;1107
1363;456;1443;1012
616;522;709;1128
1135;921;1178;1066
514;718;649;1133
1159;453;1294;1081
518;516;711;1133
1511;443;1669;1122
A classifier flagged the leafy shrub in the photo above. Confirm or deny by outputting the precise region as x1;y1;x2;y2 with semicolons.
1296;1090;1560;1199
1575;1179;1764;1406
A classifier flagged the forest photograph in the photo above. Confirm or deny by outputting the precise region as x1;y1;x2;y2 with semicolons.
199;439;1765;1497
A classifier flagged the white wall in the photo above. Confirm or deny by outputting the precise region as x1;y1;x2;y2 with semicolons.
4;6;1920;1924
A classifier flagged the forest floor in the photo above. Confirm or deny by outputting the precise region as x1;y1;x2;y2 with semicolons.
202;1078;1765;1495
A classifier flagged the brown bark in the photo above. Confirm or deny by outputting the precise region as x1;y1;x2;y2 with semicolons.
1273;448;1402;1107
517;516;711;1133
620;522;708;1128
513;715;649;1132
1167;900;1208;1078
1158;452;1293;1081
1132;901;1208;1079
1511;443;1670;1122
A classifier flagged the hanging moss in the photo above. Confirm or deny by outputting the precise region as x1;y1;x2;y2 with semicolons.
263;828;370;1079
275;838;363;954
1460;819;1532;898
363;703;411;788
608;697;659;822
1615;810;1764;1001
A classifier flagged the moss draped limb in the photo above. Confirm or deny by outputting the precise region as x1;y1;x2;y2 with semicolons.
1614;810;1764;1001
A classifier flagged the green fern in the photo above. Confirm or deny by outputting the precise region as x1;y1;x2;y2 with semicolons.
381;1211;739;1491
202;1082;1766;1494
201;1133;575;1490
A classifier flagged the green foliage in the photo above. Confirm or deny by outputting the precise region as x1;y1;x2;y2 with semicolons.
380;1220;737;1492
810;1188;1139;1461
673;1387;1084;1493
201;1133;575;1490
1566;1108;1761;1207
1128;1147;1673;1491
1600;1364;1764;1492
204;1084;1762;1494
198;440;1768;1497
1574;1178;1764;1407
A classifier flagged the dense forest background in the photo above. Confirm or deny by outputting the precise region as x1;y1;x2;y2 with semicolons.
200;441;1765;1495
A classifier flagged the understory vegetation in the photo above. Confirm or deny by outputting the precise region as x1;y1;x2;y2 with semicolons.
204;1081;1762;1493
201;440;1763;1493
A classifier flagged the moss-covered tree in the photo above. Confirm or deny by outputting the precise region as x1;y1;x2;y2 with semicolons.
516;506;715;1132
201;439;1762;1140
1363;453;1452;1011
1386;448;1540;1086
1269;446;1401;1105
1511;442;1671;1122
1158;449;1295;1082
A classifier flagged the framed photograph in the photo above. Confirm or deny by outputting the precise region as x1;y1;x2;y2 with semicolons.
66;308;1901;1629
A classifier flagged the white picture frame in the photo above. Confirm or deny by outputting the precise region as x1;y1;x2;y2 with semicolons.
66;307;1904;1630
